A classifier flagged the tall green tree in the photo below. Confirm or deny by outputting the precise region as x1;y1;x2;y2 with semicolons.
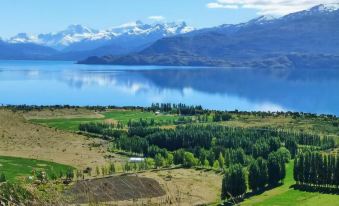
221;164;247;200
248;160;260;191
268;151;286;185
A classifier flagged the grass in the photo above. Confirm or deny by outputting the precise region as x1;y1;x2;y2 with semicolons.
30;110;179;131
102;110;178;124
241;161;339;206
0;156;74;182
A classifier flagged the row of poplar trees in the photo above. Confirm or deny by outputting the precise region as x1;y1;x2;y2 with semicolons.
294;152;339;188
221;149;288;200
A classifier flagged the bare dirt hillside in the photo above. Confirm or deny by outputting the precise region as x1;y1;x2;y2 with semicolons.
0;109;108;168
69;175;166;204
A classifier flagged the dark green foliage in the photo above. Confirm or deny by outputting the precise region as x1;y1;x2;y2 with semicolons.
223;148;247;166
256;157;269;189
294;152;339;188
249;157;268;191
276;147;291;163
221;164;247;200
148;103;205;115
173;149;185;165
116;136;149;154
147;145;168;158
213;112;232;122
66;169;74;180
128;126;160;137
268;151;286;185
0;173;6;183
249;160;261;191
79;122;125;139
285;138;298;158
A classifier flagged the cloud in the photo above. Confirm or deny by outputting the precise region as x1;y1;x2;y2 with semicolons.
206;0;339;15
207;2;239;9
148;16;165;21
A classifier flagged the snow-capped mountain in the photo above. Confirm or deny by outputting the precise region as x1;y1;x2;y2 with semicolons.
7;21;194;51
79;4;339;68
281;3;339;20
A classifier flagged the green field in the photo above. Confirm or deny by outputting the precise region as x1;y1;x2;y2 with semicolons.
0;156;74;182
102;110;178;124
241;161;339;206
30;110;179;131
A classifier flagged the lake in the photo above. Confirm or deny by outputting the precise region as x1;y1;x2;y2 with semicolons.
0;60;339;115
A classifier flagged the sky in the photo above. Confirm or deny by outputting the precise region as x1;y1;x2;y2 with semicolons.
0;0;338;38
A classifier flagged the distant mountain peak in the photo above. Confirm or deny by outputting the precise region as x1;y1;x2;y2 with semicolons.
247;15;276;25
310;3;339;12
9;33;39;44
64;24;96;34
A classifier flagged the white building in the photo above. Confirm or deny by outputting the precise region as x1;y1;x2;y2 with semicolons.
128;157;145;163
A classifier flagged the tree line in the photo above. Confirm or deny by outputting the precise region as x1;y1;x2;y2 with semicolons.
221;148;289;200
294;151;339;188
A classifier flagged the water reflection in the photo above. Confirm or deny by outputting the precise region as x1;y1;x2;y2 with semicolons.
0;61;338;115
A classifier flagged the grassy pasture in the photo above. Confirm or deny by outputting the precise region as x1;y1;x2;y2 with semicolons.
0;156;73;182
29;110;179;131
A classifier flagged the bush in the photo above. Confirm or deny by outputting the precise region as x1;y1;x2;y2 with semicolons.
183;152;198;168
0;173;6;183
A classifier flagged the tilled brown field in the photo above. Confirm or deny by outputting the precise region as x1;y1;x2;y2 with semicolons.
69;175;166;204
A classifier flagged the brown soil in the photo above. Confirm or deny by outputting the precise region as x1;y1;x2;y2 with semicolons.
69;175;166;204
140;168;222;206
0;109;109;169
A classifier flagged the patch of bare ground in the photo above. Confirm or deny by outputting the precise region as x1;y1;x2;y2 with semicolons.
0;109;108;168
69;175;166;204
22;108;104;120
70;168;222;206
139;168;222;206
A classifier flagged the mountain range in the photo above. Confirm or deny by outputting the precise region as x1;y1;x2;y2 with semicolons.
1;4;339;69
79;4;339;69
0;21;194;60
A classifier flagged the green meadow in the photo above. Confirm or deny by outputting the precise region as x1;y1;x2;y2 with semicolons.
30;110;179;131
0;156;74;182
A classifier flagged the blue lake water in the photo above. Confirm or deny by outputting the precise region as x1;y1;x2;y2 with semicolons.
0;60;339;115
